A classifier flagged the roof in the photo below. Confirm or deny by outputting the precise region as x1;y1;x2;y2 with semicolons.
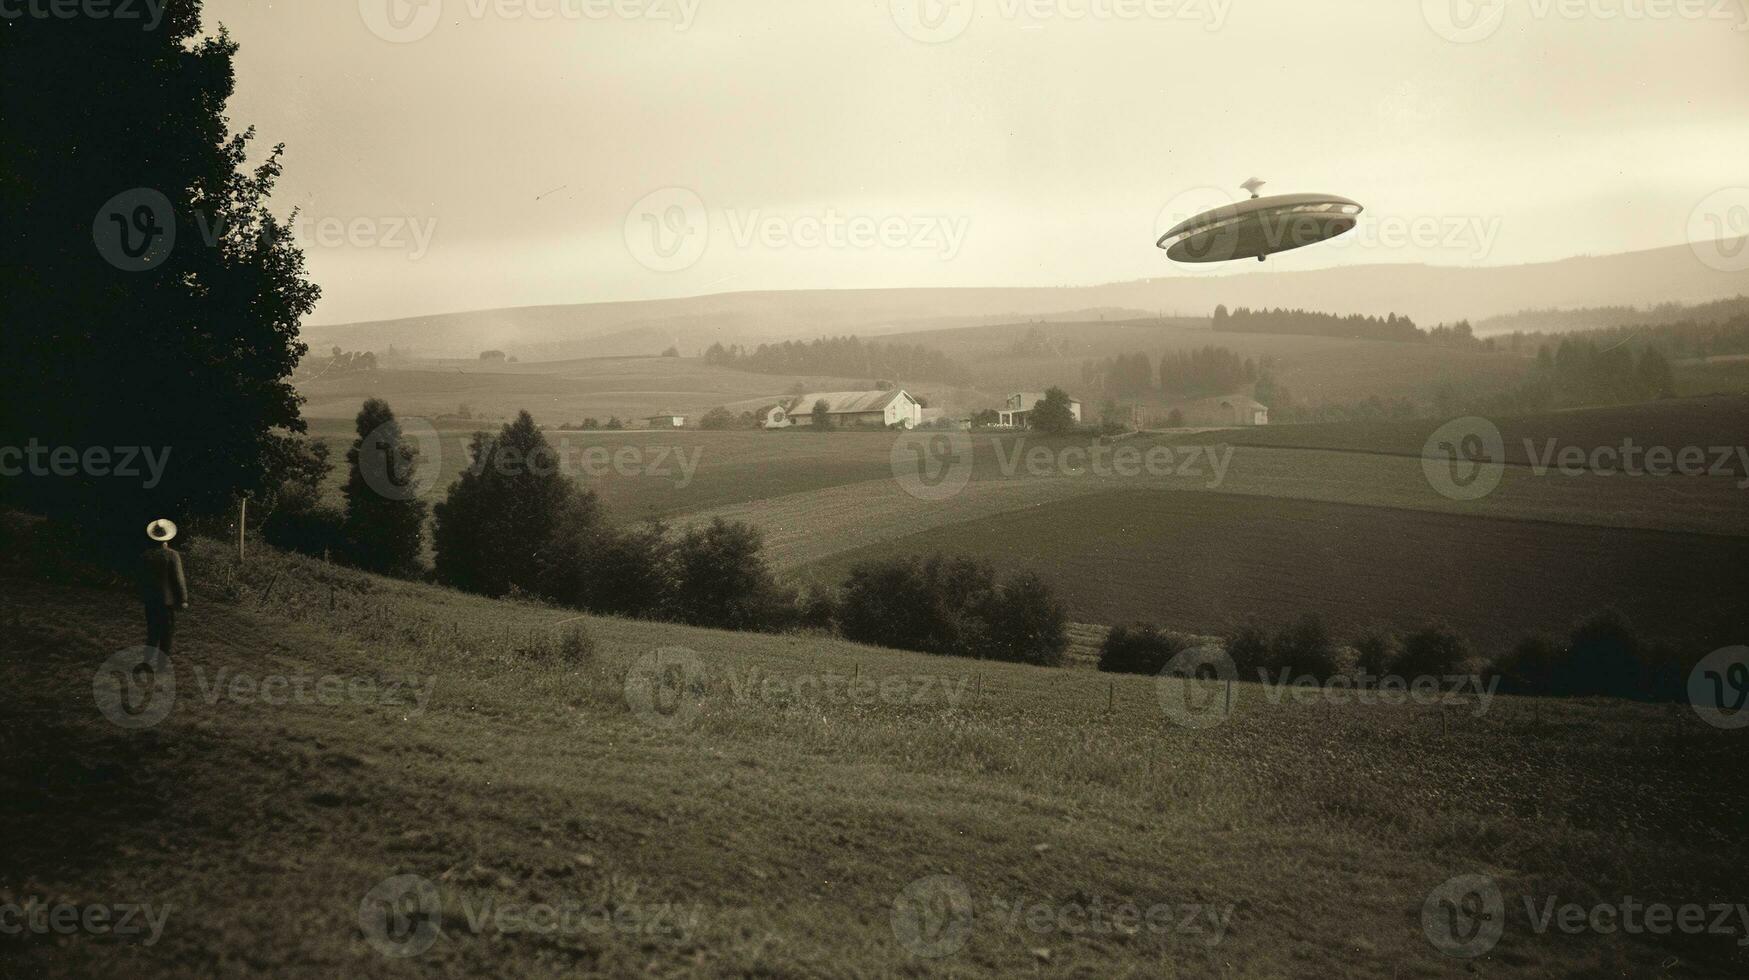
785;390;908;414
644;412;684;419
1165;394;1267;412
1008;391;1082;406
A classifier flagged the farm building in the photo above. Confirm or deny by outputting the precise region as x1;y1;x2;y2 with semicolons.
1155;395;1269;427
998;391;1082;428
764;389;923;429
644;412;686;428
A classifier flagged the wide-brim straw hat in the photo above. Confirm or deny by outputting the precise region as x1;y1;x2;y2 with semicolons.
145;519;178;542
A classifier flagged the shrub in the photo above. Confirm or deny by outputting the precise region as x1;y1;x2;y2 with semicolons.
1268;612;1340;680
668;518;791;632
1393;622;1471;679
576;519;676;619
795;584;840;633
1352;627;1398;680
1029;387;1077;435
1494;634;1561;695
1558;609;1643;698
1098;623;1186;676
699;407;736;430
261;503;347;560
558;626;598;665
977;571;1068;667
1226;620;1271;679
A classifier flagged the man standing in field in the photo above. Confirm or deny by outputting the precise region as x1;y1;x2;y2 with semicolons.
140;519;189;655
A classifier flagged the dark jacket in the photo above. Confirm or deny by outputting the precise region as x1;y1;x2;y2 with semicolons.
139;547;189;608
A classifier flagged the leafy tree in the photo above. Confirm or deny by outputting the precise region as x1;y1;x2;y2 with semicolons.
1558;610;1644;698
811;400;834;430
699;407;736;430
668;518;792;631
1268;612;1340;680
605;416;624;430
977;571;1068;667
1029;387;1077;434
340;399;428;575
1393;622;1471;679
661;345;681;357
1225;620;1271;678
432;412;601;598
1352;627;1398;680
575;518;676;619
1098;623;1185;675
1;6;319;544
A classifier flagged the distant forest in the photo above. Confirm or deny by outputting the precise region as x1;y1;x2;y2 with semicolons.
1475;295;1749;336
1082;345;1260;400
702;336;969;384
1214;304;1482;347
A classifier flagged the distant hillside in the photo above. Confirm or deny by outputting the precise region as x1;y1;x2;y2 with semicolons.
1475;295;1749;336
304;241;1749;360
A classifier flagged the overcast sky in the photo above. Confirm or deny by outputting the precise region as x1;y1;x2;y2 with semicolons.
205;0;1749;324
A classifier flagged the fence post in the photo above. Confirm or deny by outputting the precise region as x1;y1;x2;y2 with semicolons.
1107;680;1114;714
1224;678;1233;716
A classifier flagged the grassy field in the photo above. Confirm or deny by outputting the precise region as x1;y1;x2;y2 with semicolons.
1160;394;1749;476
796;488;1749;658
5;527;1746;978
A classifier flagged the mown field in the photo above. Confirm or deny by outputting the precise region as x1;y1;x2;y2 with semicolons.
5;528;1745;978
796;489;1749;658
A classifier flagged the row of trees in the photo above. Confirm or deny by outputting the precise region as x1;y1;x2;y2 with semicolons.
703;336;969;384
263;401;1069;663
1099;609;1692;702
1214;305;1431;343
1081;347;1262;401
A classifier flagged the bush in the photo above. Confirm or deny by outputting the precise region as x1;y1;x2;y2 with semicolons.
795;584;840;633
1098;623;1186;676
1226;620;1271;679
576;519;675;619
1352;627;1398;680
1268;612;1340;680
261;503;347;560
837;554;1067;664
1558;609;1643;698
1029;387;1077;435
668;518;792;632
699;407;736;430
977;571;1068;667
1494;634;1561;695
1393;622;1471;679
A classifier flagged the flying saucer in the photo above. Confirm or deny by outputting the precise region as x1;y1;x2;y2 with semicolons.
1157;179;1363;263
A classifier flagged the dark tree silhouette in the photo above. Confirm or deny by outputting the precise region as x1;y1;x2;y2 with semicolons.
341;399;428;575
1;6;319;545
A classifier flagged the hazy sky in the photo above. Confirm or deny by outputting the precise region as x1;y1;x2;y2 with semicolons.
205;0;1749;323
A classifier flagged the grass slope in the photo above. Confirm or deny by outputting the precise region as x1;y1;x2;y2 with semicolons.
3;527;1745;977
